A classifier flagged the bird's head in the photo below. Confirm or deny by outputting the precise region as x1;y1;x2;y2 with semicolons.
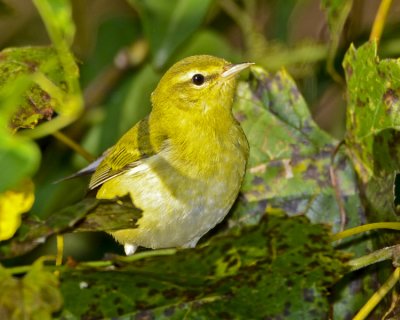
151;55;253;115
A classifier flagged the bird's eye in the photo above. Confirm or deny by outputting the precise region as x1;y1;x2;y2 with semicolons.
192;74;205;86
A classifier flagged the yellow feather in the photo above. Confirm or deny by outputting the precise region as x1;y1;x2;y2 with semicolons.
92;55;252;255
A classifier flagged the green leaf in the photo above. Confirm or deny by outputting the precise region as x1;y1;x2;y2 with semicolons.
76;196;142;232
0;54;42;191
0;135;40;193
231;66;371;318
232;67;356;225
33;0;78;89
344;41;400;181
0;258;63;319
59;215;348;319
0;45;81;138
0;47;67;130
0;197;141;259
128;0;212;68
27;0;82;138
343;41;400;226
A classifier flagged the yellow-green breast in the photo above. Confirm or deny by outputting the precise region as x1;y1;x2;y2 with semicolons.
90;55;251;255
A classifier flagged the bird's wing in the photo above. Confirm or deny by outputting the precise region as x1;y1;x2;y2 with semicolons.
53;150;111;184
89;117;159;190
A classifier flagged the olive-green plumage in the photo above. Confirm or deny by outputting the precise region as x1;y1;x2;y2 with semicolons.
89;55;251;255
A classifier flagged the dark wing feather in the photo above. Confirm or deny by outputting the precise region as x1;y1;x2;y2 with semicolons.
53;151;109;184
89;117;158;189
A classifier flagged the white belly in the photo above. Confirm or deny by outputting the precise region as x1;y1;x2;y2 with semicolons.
97;147;246;250
97;132;246;248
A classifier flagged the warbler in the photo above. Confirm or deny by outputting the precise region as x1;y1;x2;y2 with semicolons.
81;55;251;255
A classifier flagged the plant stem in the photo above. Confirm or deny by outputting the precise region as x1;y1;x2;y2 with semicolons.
7;255;57;275
325;0;353;84
78;249;177;268
117;248;177;262
370;0;393;42
54;234;64;277
52;131;95;162
4;249;177;275
78;260;113;268
353;267;400;320
332;222;400;242
348;245;398;272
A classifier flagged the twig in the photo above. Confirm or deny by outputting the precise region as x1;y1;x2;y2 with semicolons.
54;234;64;277
353;267;400;320
7;255;57;275
370;0;393;42
52;130;95;162
4;248;177;275
347;245;398;272
332;222;400;242
325;0;353;84
117;248;177;262
78;249;177;268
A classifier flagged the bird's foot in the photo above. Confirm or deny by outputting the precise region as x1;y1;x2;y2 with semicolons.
124;243;138;255
182;237;200;249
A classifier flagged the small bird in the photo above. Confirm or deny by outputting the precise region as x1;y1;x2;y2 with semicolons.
83;55;251;255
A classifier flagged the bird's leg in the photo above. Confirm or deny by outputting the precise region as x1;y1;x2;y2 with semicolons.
182;237;201;249
124;243;138;255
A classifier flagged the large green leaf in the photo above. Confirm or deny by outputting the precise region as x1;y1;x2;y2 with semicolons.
0;45;76;191
232;66;358;228
342;44;400;318
17;0;82;138
0;0;81;191
0;0;81;137
0;197;141;260
59;214;348;319
231;66;372;319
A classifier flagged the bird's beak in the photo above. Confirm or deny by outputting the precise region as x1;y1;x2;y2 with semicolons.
221;62;254;78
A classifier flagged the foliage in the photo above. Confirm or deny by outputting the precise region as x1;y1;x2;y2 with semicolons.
59;214;348;319
1;0;400;319
0;258;63;319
